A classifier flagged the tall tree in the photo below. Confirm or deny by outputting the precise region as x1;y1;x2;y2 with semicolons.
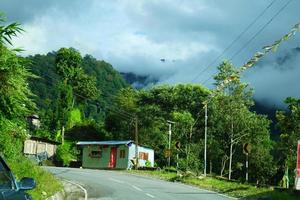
276;97;300;184
55;47;99;142
212;61;254;179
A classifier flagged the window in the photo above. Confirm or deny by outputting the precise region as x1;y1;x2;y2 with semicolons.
120;150;125;158
139;152;149;160
89;150;102;158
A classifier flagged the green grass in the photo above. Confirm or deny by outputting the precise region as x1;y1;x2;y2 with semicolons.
8;156;62;200
127;170;300;200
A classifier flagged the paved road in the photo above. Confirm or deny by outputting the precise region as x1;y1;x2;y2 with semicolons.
45;167;232;200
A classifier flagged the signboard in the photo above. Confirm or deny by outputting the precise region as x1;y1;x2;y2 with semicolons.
175;141;181;150
243;143;251;154
164;149;171;158
295;141;300;190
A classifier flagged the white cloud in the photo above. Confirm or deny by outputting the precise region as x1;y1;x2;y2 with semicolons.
2;0;300;105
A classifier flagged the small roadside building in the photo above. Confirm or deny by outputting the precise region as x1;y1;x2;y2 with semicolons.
77;140;154;169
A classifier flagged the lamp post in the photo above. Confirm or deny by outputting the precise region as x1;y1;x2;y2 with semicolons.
167;120;175;167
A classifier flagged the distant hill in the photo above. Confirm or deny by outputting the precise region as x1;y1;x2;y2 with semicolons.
120;72;158;88
26;52;129;121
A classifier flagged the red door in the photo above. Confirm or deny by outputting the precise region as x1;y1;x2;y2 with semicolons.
108;147;117;168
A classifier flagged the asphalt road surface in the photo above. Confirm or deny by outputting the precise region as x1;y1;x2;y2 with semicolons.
45;167;232;200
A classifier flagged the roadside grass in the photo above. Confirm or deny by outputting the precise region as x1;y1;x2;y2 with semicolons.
8;156;62;200
127;170;299;200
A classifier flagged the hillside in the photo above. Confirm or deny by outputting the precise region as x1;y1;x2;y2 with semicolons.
27;52;129;122
120;72;158;88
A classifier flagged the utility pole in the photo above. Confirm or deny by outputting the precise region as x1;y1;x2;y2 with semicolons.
246;153;249;182
167;120;175;167
61;111;65;145
204;104;208;177
135;116;139;169
61;126;65;145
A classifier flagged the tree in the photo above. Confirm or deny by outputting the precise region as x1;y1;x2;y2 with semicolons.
212;61;254;179
0;14;23;46
105;87;138;140
105;84;210;167
0;15;35;158
172;111;196;171
55;47;99;103
276;97;300;185
211;61;274;182
55;47;82;83
54;48;100;142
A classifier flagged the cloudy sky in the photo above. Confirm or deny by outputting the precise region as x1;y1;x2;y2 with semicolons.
1;0;299;106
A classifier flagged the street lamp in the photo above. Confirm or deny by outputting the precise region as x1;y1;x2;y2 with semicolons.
167;120;175;167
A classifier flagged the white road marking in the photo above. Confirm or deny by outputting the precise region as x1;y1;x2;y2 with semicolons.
132;185;143;191
146;193;155;198
64;180;88;200
109;178;124;184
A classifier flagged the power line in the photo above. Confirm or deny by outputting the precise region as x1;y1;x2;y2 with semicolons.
33;69;135;119
200;0;294;86
191;0;278;83
229;0;294;61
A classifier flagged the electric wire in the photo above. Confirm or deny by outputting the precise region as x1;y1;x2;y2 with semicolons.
191;0;278;83
199;0;294;86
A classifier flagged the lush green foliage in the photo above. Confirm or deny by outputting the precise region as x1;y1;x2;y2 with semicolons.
0;46;35;119
26;50;128;140
105;84;210;166
208;61;275;183
106;62;275;185
0;16;34;159
8;157;62;199
275;97;300;184
55;141;77;166
0;14;61;199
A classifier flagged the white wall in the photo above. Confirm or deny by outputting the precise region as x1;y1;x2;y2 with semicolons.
128;144;154;167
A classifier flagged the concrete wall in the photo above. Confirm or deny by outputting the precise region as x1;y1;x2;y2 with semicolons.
82;145;129;169
128;144;154;167
23;139;57;158
116;145;129;169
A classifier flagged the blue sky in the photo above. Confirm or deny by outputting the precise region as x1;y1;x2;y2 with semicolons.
1;0;299;106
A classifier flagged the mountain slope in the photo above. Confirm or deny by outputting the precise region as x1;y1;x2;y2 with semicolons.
27;51;128;122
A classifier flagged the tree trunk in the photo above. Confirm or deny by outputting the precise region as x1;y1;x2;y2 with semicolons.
228;137;233;180
221;155;228;177
61;125;65;144
228;116;234;180
210;159;212;174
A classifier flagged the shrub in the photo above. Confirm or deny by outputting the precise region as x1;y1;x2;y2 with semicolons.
7;156;62;199
55;141;76;166
145;160;152;167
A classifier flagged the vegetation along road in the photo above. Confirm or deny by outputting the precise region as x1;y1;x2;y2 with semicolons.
46;167;231;200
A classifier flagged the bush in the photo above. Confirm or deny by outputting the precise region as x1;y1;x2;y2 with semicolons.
7;156;62;199
55;141;76;166
145;160;152;167
164;166;177;173
0;118;26;160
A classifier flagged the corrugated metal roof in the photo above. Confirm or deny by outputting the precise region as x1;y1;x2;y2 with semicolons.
76;140;134;146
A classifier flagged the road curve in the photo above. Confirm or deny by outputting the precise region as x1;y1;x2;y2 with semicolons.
45;167;232;200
